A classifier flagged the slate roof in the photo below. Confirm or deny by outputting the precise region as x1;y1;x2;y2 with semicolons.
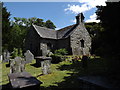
33;24;57;39
57;24;76;39
32;24;77;39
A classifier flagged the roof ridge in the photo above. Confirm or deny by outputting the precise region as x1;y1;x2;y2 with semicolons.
57;24;75;31
33;24;56;32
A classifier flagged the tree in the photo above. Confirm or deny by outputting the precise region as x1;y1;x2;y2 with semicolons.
8;23;28;51
45;20;56;29
12;17;46;27
2;4;11;50
96;2;120;77
85;22;104;55
34;18;45;27
96;1;120;57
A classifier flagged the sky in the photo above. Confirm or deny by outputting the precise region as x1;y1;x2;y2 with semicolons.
3;0;107;30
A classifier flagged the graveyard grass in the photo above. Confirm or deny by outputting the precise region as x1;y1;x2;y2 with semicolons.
0;56;108;88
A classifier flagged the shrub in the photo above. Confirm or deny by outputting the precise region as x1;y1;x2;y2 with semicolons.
51;54;61;63
19;48;23;57
54;48;68;56
51;48;68;63
11;48;23;58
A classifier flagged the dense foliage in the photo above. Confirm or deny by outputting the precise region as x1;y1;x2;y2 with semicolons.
2;5;11;51
96;2;120;57
85;22;104;55
54;48;68;56
11;48;23;58
51;48;68;63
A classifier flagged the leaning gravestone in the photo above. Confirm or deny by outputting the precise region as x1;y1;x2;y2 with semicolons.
10;57;25;73
3;50;10;62
24;50;34;63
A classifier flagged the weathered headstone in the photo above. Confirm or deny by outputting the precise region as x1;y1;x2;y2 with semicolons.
3;50;10;62
35;56;52;75
10;57;25;73
41;59;51;75
24;50;34;63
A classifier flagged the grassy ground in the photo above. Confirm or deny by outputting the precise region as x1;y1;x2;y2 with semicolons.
0;56;108;88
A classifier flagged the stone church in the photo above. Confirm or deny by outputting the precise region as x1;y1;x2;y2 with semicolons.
25;13;91;56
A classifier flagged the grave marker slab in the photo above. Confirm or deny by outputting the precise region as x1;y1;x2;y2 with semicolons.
24;50;34;63
8;72;42;89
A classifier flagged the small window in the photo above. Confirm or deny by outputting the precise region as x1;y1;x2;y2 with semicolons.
80;39;84;48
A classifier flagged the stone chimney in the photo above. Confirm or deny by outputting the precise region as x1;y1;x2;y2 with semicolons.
76;13;85;24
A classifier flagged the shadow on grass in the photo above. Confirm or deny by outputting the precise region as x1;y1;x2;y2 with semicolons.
30;63;41;68
5;63;10;67
39;57;111;89
57;57;108;76
0;83;12;90
39;72;83;89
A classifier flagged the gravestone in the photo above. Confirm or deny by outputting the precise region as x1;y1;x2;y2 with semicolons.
24;50;34;63
35;56;52;75
3;50;10;62
41;59;51;75
81;55;88;68
8;72;42;89
10;57;25;73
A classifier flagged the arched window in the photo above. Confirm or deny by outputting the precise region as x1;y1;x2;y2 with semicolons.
80;39;84;48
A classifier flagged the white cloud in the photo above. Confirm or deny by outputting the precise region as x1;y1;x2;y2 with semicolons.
64;0;107;14
85;13;100;23
64;4;91;14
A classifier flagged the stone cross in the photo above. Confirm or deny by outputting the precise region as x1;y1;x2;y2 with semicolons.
24;50;34;63
10;57;25;73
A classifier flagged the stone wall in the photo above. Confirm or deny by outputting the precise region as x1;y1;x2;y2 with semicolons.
25;27;40;56
70;23;91;55
56;37;71;54
40;38;56;56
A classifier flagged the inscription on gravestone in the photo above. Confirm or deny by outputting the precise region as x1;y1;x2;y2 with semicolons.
24;50;34;63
